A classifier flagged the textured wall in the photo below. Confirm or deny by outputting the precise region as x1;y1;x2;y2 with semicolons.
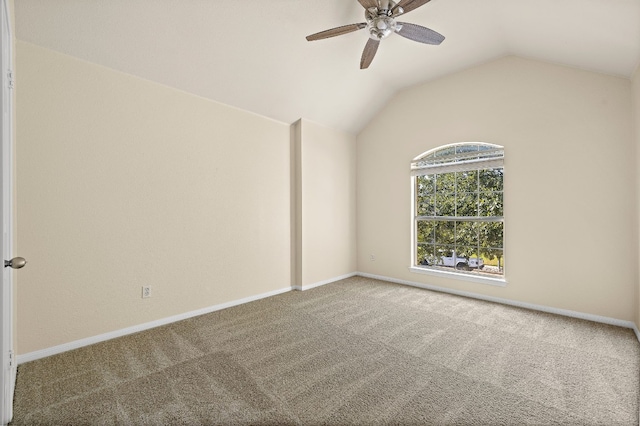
16;42;292;354
357;56;635;321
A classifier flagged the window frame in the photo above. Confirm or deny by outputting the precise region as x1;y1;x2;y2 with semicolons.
409;142;506;287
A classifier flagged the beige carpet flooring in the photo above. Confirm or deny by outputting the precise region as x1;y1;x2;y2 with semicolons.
10;276;640;425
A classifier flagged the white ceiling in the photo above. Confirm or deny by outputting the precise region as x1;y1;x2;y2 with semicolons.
14;0;640;134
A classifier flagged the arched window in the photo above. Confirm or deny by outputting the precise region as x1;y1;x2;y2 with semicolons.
411;143;504;282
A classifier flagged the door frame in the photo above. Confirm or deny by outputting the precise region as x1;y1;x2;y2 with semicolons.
1;0;14;423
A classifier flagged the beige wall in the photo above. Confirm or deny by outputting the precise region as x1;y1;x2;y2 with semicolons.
634;66;640;327
16;42;292;354
357;56;636;321
14;43;639;355
294;119;357;287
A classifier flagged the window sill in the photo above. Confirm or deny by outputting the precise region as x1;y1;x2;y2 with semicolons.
408;266;507;287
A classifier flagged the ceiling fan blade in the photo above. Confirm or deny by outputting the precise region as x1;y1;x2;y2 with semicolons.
306;23;367;41
358;0;379;9
360;38;380;69
396;22;444;45
392;0;431;16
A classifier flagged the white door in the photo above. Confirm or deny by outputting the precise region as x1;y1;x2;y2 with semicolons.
0;0;15;423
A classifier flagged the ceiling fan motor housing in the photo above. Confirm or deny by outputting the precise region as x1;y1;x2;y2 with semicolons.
367;16;399;40
365;7;401;40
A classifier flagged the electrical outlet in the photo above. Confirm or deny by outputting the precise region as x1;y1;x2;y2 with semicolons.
142;286;152;299
370;254;376;261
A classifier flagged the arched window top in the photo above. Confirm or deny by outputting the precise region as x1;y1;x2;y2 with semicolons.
411;142;504;176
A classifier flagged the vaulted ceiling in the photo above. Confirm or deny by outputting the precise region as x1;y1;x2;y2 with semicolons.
14;0;640;134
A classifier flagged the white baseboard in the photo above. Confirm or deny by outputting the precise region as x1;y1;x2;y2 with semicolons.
633;324;640;343
292;272;357;291
17;272;640;364
16;286;292;365
358;272;640;337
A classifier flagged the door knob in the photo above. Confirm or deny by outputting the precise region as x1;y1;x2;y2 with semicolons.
4;257;26;269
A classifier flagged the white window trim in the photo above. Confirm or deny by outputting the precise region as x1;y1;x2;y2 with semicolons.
408;266;507;287
410;142;506;285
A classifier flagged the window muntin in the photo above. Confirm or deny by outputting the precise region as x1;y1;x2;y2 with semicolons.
413;143;504;278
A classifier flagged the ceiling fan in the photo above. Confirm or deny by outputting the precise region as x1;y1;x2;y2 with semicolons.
306;0;444;69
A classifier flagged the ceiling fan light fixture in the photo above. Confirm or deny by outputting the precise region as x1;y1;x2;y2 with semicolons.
367;15;397;40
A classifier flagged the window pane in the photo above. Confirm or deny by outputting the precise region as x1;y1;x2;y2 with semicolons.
482;249;504;274
435;173;455;194
455;221;479;248
479;191;503;217
416;175;435;196
456;144;479;154
435;193;455;216
416;244;435;266
417;221;435;244
479;222;503;250
456;245;476;260
423;248;439;267
435;146;456;159
417;195;434;216
435;245;455;262
456;170;478;193
479;168;503;192
456;193;478;217
466;249;481;261
435;221;455;245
